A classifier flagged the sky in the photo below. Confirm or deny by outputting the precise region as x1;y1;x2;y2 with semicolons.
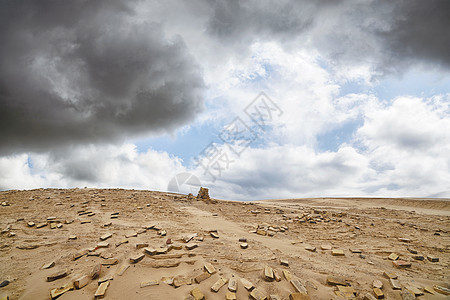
1;0;449;200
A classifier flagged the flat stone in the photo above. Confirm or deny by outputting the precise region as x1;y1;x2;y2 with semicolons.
283;270;293;281
240;242;248;249
393;260;411;268
194;272;211;284
183;233;197;243
290;279;307;293
47;216;56;221
68;235;77;240
140;280;159;288
305;246;316;252
41;261;55;269
130;253;145;264
264;266;274;281
95;281;109;298
144;248;157;255
47;270;68;282
273;269;282;282
185;243;198;250
103;222;112;227
211;277;228;292
240;278;254;291
401;289;415;300
226;291;237;300
373;279;383;289
115;239;128;247
101;259;118;265
210;232;219;239
137;229;146;234
363;293;377;300
228;277;237;292
250;288;267;300
433;285;450;295
414;255;424;261
190;287;205;300
256;229;267;236
398;238;411;243
72;249;89;260
80;220;91;224
326;275;347;286
383;271;397;279
373;288;384;299
390;278;402;290
407;247;418;254
117;265;129;276
350;249;362;253
173;276;192;288
332;249;345;256
159;230;167;236
74;275;89;289
161;277;174;285
280;259;289;266
405;286;423;296
269;295;281;300
125;232;137;238
239;238;247;242
204;263;216;274
136;243;149;249
320;245;332;250
27;222;35;227
424;286;435;294
388;253;399;260
338;285;356;298
97;242;109;248
289;293;310;300
50;282;73;299
36;222;47;228
427;255;439;262
100;233;112;241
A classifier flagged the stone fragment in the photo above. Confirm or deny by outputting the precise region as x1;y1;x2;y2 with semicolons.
269;295;281;300
185;243;198;250
283;270;293;281
210;232;219;239
100;233;112;241
183;233;197;243
204;263;216;274
194;272;211;284
280;259;289;266
250;288;267;300
332;249;345;256
401;288;415;300
173;276;192;287
264;266;274;281
228;277;237;292
115;239;128;247
423;286;435;294
383;271;397;279
240;278;254;291
161;277;174;285
337;285;356;298
388;253;399;261
144;248;157;255
41;261;55;269
363;293;377;300
407;247;418;254
97;242;109;248
373;279;383;289
190;287;205;300
290;279;307;293
414;255;424;261
136;243;149;249
140;280;159;288
98;275;113;284
433;285;450;295
273;269;282;282
130;253;145;264
50;282;73;299
427;255;439;262
305;246;316;252
350;249;362;253
80;220;91;224
36;222;47;228
326;275;346;286
74;275;89;289
95;281;109;298
91;264;102;279
398;238;411;243
101;259;118;265
289;293;310;300
373;288;384;299
211;277;228;292
47;270;68;282
117;265;129;276
68;235;77;240
256;229;267;236
390;278;401;290
405;286;423;296
240;243;248;249
156;247;168;254
27;222;35;227
393;260;411;268
239;238;247;242
226;291;237;300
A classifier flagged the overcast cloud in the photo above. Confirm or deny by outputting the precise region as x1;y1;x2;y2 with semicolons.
1;0;449;199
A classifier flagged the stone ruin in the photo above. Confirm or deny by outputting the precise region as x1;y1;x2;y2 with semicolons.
196;187;216;203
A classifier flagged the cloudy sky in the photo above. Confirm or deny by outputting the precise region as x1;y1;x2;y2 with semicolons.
1;0;449;200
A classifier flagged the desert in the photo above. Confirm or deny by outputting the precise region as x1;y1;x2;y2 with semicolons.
0;188;449;300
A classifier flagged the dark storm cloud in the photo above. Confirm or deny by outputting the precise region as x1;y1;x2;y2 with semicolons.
0;0;204;154
205;0;450;74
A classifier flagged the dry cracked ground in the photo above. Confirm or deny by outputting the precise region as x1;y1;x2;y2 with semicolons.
0;188;449;300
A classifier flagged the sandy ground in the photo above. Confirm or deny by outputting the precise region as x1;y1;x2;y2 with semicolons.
0;188;449;300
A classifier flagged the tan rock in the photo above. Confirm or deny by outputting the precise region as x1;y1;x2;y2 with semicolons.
144;248;157;255
140;280;159;288
101;259;118;265
290;279;307;294
97;242;109;248
91;264;102;279
326;275;347;286
390;278;401;290
228;277;237;292
250;288;267;300
226;291;237;300
264;266;274;281
373;288;384;299
204;263;216;274
47;270;68;282
363;293;377;300
41;261;55;269
393;260;411;268
373;279;383;289
95;281;109;298
194;272;211;283
283;270;293;281
130;253;145;264
100;233;112;241
388;253;399;261
185;243;198;250
117;265;129;276
50;282;73;299
136;243;149;249
211;277;228;292
289;293;310;300
74;275;89;289
383;271;397;279
332;249;345;256
190;287;205;300
173;276;192;287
